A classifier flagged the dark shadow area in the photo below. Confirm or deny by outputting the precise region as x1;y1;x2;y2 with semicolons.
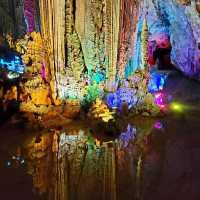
153;46;175;70
0;100;20;126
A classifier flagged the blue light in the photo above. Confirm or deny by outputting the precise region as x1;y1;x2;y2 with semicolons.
106;93;118;109
15;56;20;60
118;124;137;148
106;87;138;111
148;71;168;93
91;71;105;84
0;56;24;74
0;55;25;74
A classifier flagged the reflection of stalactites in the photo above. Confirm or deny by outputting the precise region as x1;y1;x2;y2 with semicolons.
102;142;117;200
55;156;69;200
136;155;142;179
52;132;59;152
136;155;142;199
25;133;53;195
57;133;89;199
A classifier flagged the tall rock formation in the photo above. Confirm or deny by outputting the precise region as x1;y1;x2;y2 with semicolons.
38;0;121;98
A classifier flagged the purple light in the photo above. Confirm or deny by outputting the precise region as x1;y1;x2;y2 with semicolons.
154;92;166;109
24;0;35;33
154;121;164;130
41;63;46;80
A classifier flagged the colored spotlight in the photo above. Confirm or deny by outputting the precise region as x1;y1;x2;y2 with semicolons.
154;121;164;130
170;102;184;112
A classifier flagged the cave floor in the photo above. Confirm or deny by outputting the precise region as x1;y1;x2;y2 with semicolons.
0;73;200;200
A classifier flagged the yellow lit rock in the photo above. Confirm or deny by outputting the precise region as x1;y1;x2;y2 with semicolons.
31;87;51;106
88;98;114;122
4;86;17;101
53;98;62;106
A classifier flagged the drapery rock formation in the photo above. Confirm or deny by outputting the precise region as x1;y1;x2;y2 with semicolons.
38;0;121;99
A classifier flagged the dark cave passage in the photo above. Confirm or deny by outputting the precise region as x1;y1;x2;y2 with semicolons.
153;46;175;71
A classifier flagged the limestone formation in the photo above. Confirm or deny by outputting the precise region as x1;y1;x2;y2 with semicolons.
88;98;114;122
129;0;200;79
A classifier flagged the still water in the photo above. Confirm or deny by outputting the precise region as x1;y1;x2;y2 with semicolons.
0;74;200;200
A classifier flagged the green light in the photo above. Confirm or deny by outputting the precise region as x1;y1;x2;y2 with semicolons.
170;102;184;112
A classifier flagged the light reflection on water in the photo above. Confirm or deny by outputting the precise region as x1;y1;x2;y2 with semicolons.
2;109;200;200
4;118;157;200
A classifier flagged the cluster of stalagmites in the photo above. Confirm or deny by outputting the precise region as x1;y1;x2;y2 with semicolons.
122;71;160;117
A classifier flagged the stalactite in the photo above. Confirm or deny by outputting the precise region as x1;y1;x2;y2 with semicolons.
65;0;85;80
55;0;86;100
37;0;122;100
65;0;74;35
0;3;15;34
76;0;107;80
141;17;148;70
23;0;35;33
38;0;66;99
105;0;120;91
117;0;140;79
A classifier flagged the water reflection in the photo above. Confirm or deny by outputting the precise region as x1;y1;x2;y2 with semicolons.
19;119;156;200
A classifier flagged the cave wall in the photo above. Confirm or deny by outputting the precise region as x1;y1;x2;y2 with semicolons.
0;0;26;37
124;0;200;79
0;0;41;37
149;0;200;79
